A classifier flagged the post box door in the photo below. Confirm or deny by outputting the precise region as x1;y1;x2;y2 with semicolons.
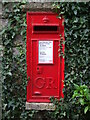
30;39;61;100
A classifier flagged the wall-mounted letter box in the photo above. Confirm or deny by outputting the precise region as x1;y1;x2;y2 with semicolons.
26;12;64;102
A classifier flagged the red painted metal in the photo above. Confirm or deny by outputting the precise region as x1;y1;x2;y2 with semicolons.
26;12;65;102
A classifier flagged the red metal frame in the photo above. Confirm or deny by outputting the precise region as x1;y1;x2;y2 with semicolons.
26;12;65;102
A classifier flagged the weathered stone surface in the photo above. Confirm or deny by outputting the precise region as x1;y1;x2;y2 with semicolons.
26;102;56;110
22;2;53;12
1;19;8;28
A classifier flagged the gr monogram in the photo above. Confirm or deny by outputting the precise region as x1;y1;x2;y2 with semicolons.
35;77;57;89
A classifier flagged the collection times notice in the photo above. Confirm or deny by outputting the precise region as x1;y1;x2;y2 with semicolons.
39;41;53;64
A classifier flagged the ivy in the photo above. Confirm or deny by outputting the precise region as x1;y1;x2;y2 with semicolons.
48;2;90;120
1;1;90;120
2;2;36;120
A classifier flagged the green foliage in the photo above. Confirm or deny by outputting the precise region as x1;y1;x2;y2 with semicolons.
2;2;36;120
48;2;90;120
72;84;90;114
1;1;90;120
58;35;65;58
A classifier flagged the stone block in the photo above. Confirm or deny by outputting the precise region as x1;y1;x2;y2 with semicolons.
22;2;53;11
26;102;56;111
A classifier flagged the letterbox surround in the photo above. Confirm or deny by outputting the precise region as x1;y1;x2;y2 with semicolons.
26;12;65;103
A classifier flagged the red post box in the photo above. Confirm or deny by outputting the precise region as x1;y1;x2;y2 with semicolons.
26;12;64;103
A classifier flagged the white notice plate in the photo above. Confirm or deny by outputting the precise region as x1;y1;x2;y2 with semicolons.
38;41;53;64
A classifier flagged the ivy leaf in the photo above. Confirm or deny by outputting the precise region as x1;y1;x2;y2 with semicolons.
79;98;84;105
84;106;88;114
74;84;79;89
74;10;77;15
7;72;12;76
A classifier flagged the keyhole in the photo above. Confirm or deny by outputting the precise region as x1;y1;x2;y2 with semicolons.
37;67;39;71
